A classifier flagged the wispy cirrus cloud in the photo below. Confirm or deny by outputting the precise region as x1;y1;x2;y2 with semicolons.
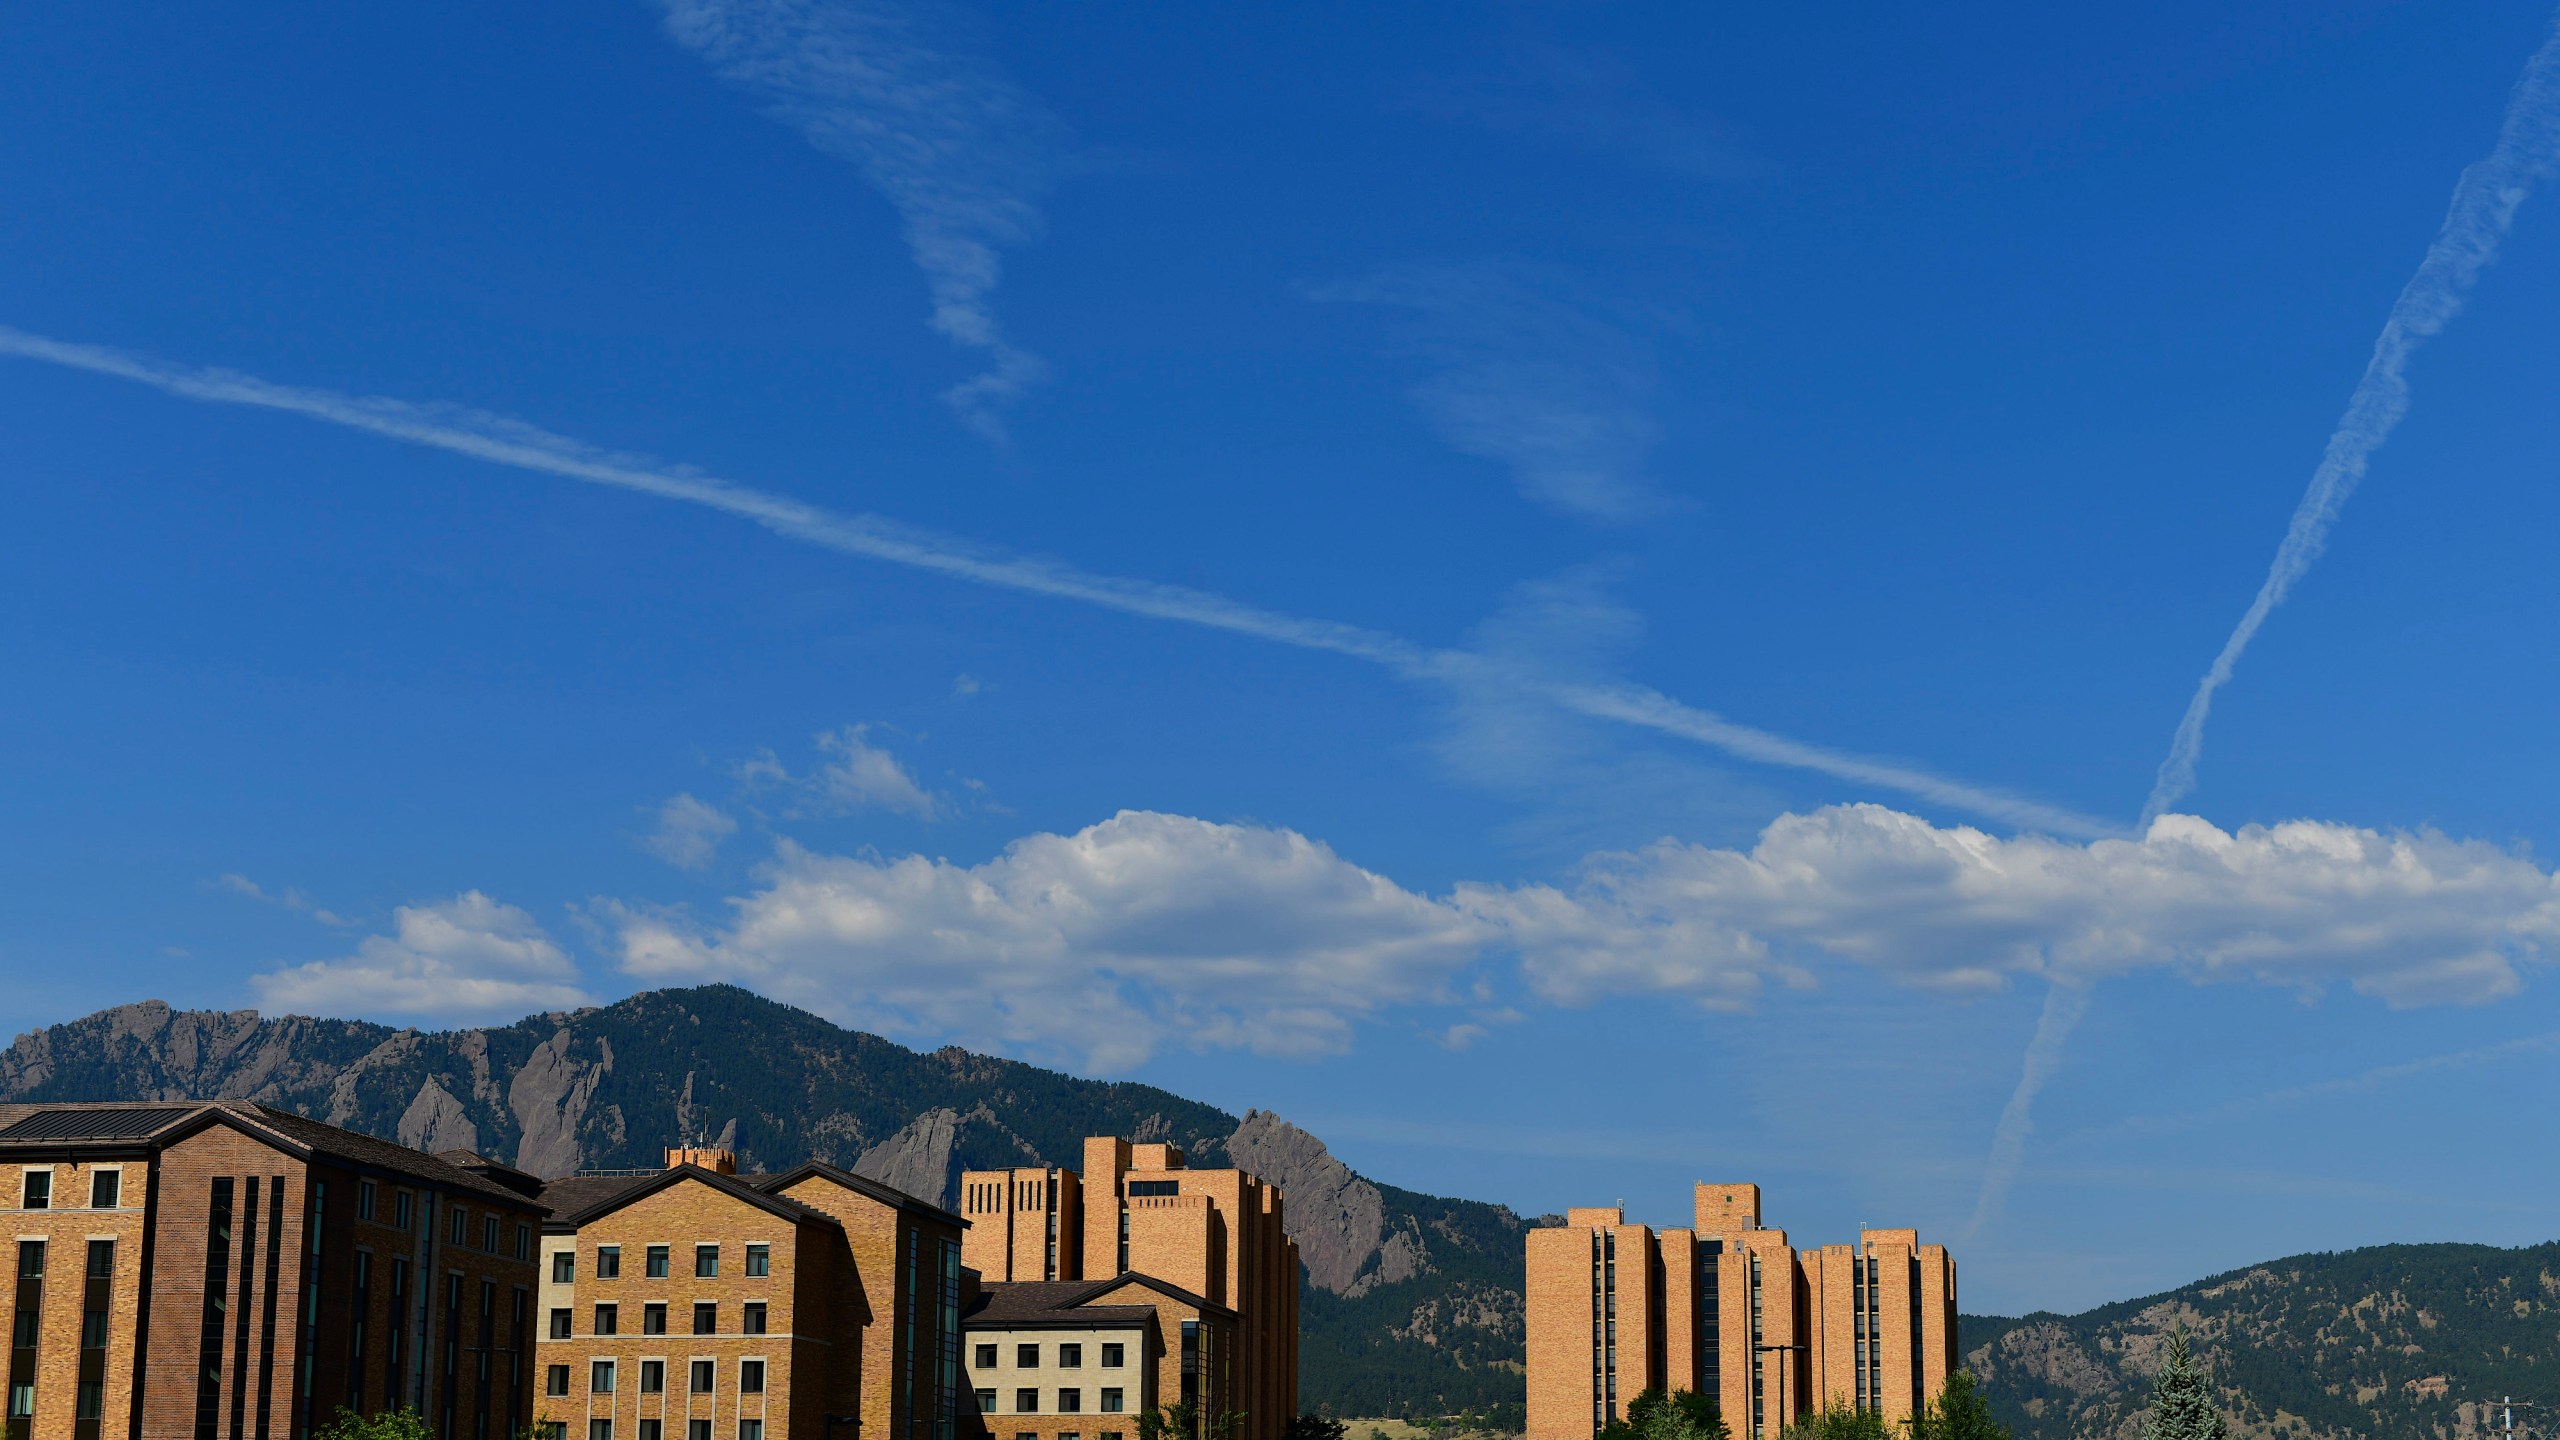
658;0;1070;442
0;324;2108;838
1316;262;1671;523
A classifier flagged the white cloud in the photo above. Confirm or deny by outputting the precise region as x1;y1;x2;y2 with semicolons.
214;872;352;926
641;793;740;869
607;804;2560;1070
658;0;1069;441
608;811;1494;1070
1475;805;2560;1008
742;724;948;820
253;892;590;1021
1316;263;1668;523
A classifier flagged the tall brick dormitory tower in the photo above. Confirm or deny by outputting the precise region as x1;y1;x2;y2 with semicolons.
1526;1183;1956;1440
958;1139;1297;1440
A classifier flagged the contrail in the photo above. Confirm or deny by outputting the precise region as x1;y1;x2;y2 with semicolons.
0;323;2111;838
1964;978;2090;1241
2144;13;2560;824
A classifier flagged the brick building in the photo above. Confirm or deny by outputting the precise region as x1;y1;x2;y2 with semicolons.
958;1275;1234;1440
532;1147;966;1440
958;1139;1296;1440
1525;1185;1956;1440
0;1100;546;1440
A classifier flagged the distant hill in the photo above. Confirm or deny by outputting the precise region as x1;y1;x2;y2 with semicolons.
1962;1241;2560;1440
0;985;1529;1421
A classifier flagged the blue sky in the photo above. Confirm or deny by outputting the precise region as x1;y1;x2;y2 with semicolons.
9;0;2560;1316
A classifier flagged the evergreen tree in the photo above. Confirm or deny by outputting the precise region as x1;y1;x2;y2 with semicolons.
2139;1326;2230;1440
1910;1373;2009;1440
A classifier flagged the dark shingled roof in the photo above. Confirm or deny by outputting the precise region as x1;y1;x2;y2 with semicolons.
539;1164;838;1231
754;1160;964;1224
0;1102;543;1210
962;1274;1235;1329
227;1106;546;1209
537;1174;658;1220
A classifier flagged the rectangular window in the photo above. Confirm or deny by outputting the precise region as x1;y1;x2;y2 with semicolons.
690;1360;714;1394
595;1304;618;1337
394;1191;414;1230
693;1302;716;1336
549;1308;572;1340
740;1360;764;1394
596;1246;621;1280
591;1360;617;1394
1100;1344;1124;1369
738;1424;763;1440
1100;1390;1124;1414
84;1240;110;1281
484;1216;500;1252
9;1384;32;1417
638;1424;661;1440
87;1171;119;1210
743;1244;768;1277
1059;1389;1081;1414
1060;1344;1082;1369
643;1304;667;1336
646;1245;669;1279
80;1309;106;1350
20;1171;49;1210
639;1361;664;1395
1017;1345;1039;1369
688;1423;710;1440
694;1244;719;1278
1126;1181;1178;1197
975;1391;997;1414
975;1344;998;1369
546;1366;570;1397
1014;1389;1039;1414
553;1253;576;1284
75;1380;101;1418
450;1208;467;1244
19;1241;42;1279
741;1303;766;1336
358;1181;376;1220
517;1224;533;1260
588;1421;613;1440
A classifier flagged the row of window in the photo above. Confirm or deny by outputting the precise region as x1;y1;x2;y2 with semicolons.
554;1244;769;1284
974;1342;1125;1371
15;1169;121;1211
549;1422;767;1440
550;1302;769;1339
344;1178;534;1261
4;1240;116;1426
549;1358;765;1396
974;1388;1127;1415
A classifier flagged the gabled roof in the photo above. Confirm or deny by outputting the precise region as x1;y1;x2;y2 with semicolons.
962;1272;1236;1329
540;1163;840;1232
0;1101;543;1210
1077;1271;1236;1320
755;1160;965;1225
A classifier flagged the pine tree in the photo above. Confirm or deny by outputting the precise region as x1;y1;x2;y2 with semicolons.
2139;1325;2231;1440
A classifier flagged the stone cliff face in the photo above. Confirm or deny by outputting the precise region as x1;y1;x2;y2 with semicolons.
1227;1109;1433;1297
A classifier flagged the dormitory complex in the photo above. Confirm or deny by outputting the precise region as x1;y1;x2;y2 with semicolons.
1525;1185;1957;1440
0;1105;1295;1440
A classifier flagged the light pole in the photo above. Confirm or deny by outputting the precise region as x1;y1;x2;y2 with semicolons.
1753;1344;1806;1440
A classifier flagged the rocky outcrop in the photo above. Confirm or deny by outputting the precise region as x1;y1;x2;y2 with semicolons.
397;1076;480;1154
1226;1108;1424;1296
857;1107;963;1206
508;1029;610;1177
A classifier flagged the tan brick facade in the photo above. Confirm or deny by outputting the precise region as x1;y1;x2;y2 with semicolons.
1526;1188;1956;1440
0;1102;543;1440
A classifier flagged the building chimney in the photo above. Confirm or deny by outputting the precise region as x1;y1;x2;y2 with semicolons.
665;1146;737;1175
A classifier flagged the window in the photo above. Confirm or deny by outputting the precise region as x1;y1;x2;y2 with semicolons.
1127;1181;1179;1197
743;1244;768;1277
740;1360;764;1394
546;1366;570;1398
646;1245;670;1278
9;1385;32;1418
1015;1389;1039;1414
18;1242;42;1278
739;1424;763;1440
975;1344;998;1369
76;1381;101;1419
589;1422;614;1440
693;1302;717;1335
552;1253;576;1284
548;1308;572;1340
591;1361;617;1394
595;1304;618;1336
1100;1390;1124;1414
542;1426;567;1440
690;1361;715;1394
975;1390;997;1414
517;1224;533;1260
1018;1345;1040;1368
643;1303;667;1336
741;1303;766;1336
394;1191;414;1230
1060;1390;1082;1414
357;1180;376;1220
20;1170;49;1210
1100;1344;1124;1369
694;1244;719;1278
84;1240;111;1280
1060;1344;1083;1368
88;1170;120;1210
639;1425;661;1440
596;1246;621;1280
450;1207;467;1244
485;1216;501;1252
80;1309;106;1350
639;1361;665;1395
1102;1433;1124;1440
688;1424;711;1440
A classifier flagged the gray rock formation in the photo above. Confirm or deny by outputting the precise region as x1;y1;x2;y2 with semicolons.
1227;1108;1432;1296
509;1029;611;1177
856;1107;963;1205
397;1076;480;1154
